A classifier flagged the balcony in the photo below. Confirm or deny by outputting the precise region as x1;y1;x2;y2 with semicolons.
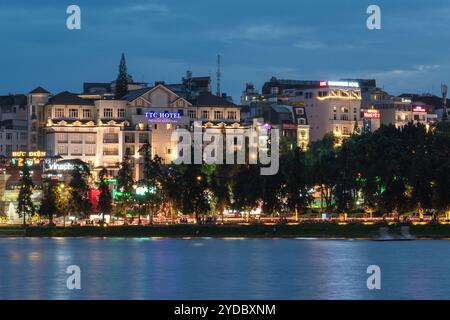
103;150;119;156
103;139;119;144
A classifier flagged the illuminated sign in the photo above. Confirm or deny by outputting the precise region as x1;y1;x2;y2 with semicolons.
48;162;75;171
319;81;328;87
327;81;359;88
145;111;181;123
282;123;298;130
412;105;427;113
12;151;46;158
11;150;47;167
362;110;380;119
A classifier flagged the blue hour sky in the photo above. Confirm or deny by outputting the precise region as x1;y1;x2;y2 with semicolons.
1;0;449;101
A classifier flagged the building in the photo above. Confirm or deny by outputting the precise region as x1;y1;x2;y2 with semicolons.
369;90;438;128
249;101;309;150
27;87;51;151
261;78;363;143
0;94;28;156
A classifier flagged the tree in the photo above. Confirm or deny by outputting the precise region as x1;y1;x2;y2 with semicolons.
38;179;61;226
69;163;92;222
208;164;232;223
282;147;312;220
116;156;134;221
432;120;450;215
180;165;211;223
308;133;339;213
97;168;112;224
17;164;35;227
232;164;262;220
139;147;164;224
115;53;129;99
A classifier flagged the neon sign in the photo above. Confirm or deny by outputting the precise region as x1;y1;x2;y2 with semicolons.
412;105;427;113
145;111;181;123
47;162;75;171
327;81;359;88
363;110;380;119
11;150;47;167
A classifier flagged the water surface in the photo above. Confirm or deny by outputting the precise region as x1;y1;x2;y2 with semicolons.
0;238;448;299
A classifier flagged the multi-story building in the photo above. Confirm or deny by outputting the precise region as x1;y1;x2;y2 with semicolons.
249;101;309;150
27;87;51;151
0;94;29;156
262;78;363;143
369;90;438;128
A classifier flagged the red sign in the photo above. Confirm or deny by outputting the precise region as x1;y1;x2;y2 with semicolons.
319;81;328;87
412;105;427;113
282;123;298;130
363;110;380;119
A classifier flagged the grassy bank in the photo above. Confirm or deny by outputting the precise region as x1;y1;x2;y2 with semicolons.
0;223;449;239
1;223;445;239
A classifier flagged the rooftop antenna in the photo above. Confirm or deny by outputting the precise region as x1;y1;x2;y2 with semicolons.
216;54;221;96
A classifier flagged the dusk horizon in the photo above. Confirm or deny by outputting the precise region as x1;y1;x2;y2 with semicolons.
1;0;450;100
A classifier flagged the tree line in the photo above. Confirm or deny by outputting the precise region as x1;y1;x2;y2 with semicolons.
16;120;450;225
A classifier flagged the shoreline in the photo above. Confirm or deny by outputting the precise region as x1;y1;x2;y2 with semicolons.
1;223;450;239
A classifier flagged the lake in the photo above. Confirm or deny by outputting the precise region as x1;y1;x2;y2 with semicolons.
0;238;449;299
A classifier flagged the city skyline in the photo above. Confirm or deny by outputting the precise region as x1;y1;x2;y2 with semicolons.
1;0;450;100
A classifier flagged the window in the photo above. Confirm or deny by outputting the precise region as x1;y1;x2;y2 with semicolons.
227;111;236;120
298;118;306;125
57;145;68;155
136;108;143;115
85;145;95;156
103;133;118;143
69;109;78;118
214;111;223;119
83;109;92;118
118;109;126;118
201;110;209;119
139;133;148;143
341;114;349;121
103;108;113;118
55;108;65;118
56;133;67;143
85;134;96;144
71;145;82;156
71;133;82;143
318;91;328;97
188;110;197;119
166;123;172;130
167;147;172;155
305;92;314;99
6;133;12;140
341;107;349;113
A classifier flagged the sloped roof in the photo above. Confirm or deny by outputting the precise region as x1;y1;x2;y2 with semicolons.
48;91;95;106
191;92;236;107
122;87;153;102
29;86;50;94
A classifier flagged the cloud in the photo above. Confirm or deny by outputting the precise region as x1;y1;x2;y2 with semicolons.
111;3;170;15
367;64;441;78
224;24;308;41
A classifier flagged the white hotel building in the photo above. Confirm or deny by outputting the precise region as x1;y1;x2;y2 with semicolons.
262;78;363;142
43;83;244;179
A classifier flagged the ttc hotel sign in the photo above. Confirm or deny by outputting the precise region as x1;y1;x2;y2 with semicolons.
145;111;181;123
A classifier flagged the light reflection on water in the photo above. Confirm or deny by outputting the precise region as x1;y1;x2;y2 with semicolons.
0;238;449;300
